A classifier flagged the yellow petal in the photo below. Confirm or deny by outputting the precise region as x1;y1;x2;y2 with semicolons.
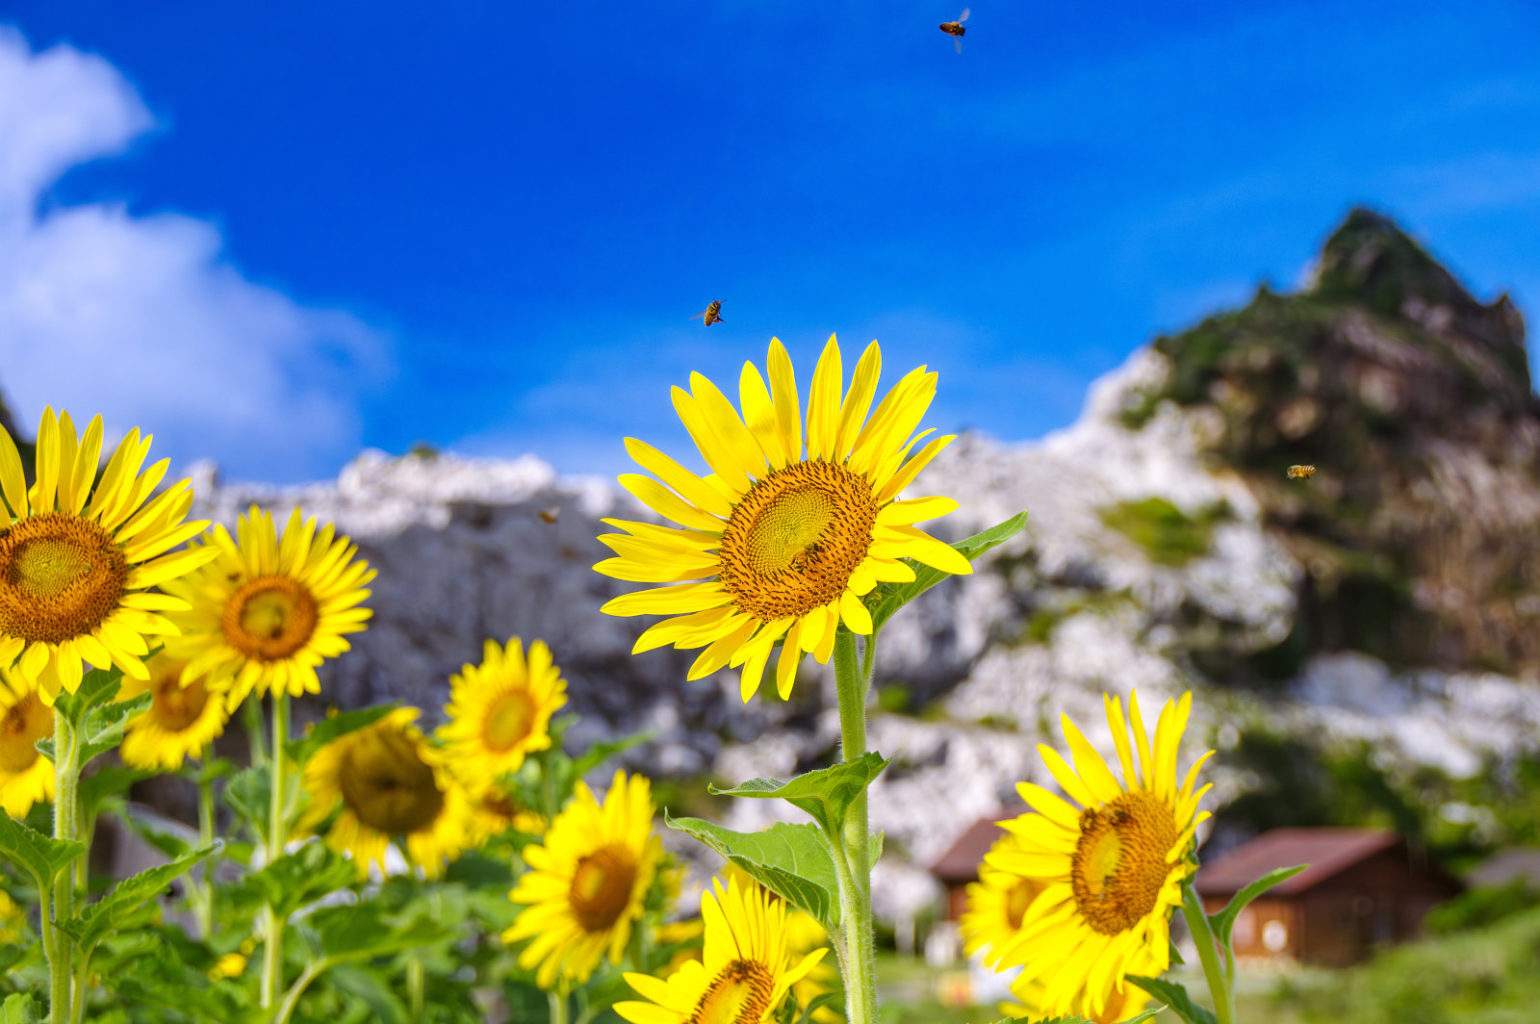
806;334;843;461
834;339;882;460
766;337;803;462
738;361;787;470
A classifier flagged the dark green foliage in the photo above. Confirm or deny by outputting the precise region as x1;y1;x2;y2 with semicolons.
1099;497;1228;567
1425;880;1540;936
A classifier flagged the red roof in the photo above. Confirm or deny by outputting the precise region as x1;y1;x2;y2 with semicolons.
1196;828;1398;897
930;815;1008;882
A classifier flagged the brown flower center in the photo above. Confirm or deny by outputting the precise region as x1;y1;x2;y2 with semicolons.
481;689;536;752
222;576;318;661
568;844;638;932
0;513;129;644
337;724;445;835
149;665;210;732
0;690;50;773
717;460;879;620
1070;791;1181;935
686;959;777;1024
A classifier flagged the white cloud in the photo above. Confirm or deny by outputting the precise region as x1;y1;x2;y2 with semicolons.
0;27;389;482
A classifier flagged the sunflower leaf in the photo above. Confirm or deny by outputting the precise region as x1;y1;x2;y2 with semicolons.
0;994;41;1024
1209;863;1310;948
0;809;86;891
707;751;890;842
234;840;356;918
304;897;455;962
64;843;217;954
77;690;152;767
867;510;1029;633
52;666;125;725
664;814;842;932
1126;975;1217;1024
285;704;398;766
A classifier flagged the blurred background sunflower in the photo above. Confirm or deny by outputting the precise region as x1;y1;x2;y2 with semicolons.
118;653;231;772
438;636;566;793
0;662;53;817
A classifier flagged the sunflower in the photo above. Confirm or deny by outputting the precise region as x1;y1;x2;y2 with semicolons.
986;691;1212;1019
505;769;663;990
0;663;53;817
615;875;827;1024
298;707;474;879
0;408;217;704
467;786;545;844
721;863;839;1021
1003;970;1154;1024
597;335;970;701
0;888;23;943
438;637;566;793
959;831;1046;966
118;653;231;771
163;506;375;709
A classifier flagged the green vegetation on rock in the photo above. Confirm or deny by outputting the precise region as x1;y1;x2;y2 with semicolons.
1099;497;1229;567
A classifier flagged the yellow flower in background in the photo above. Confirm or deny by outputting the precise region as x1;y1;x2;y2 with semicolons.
119;654;231;771
207;952;247;981
0;408;216;704
1003;967;1154;1024
987;691;1212;1020
438;637;566;792
0;663;54;817
506;769;663;990
164;506;375;709
960;831;1046;967
615;875;827;1024
597;335;970;701
299;708;474;879
722;863;839;1021
0;889;22;943
467;787;544;843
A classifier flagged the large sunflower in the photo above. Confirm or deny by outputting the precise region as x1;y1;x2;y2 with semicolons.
0;408;217;704
164;506;375;709
0;663;53;817
597;335;970;701
119;653;231;771
505;769;663;990
985;691;1212;1020
438;637;566;793
298;707;474;879
615;875;826;1024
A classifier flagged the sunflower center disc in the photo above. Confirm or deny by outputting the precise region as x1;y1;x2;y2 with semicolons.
718;460;879;620
482;690;536;752
222;576;319;661
1070;790;1181;935
569;844;637;932
0;692;49;772
338;725;445;835
0;513;129;644
151;673;210;732
688;958;775;1024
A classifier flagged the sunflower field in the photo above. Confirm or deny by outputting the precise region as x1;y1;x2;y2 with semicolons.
0;338;1296;1024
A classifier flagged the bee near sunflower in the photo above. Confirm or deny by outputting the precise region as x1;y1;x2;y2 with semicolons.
298;706;476;879
984;691;1212;1020
505;769;664;990
614;874;827;1024
597;334;972;701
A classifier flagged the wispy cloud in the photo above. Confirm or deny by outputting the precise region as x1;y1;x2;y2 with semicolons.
0;27;390;482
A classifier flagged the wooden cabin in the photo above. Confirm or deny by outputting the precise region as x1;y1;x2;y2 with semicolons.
930;814;1009;921
1195;828;1462;966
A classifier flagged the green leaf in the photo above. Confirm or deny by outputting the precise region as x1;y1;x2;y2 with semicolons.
78;765;156;815
0;993;41;1024
52;666;124;724
567;731;651;785
327;964;410;1024
1108;1007;1164;1024
224;765;270;837
307;899;454;962
114;805;195;860
708;752;890;842
67;844;217;953
664;814;843;932
790;991;845;1024
237;840;356;918
1126;975;1218;1024
868;510;1029;633
285;704;398;766
1209;863;1309;948
77;691;152;767
0;809;86;890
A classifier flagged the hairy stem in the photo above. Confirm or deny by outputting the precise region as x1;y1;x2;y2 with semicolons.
48;709;80;1024
832;629;877;1024
260;693;290;1008
195;769;216;938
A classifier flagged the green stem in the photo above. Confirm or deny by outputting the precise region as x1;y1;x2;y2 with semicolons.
48;709;80;1024
68;948;93;1024
243;694;267;768
195;769;216;939
548;991;570;1024
406;956;425;1020
1181;881;1236;1024
832;629;877;1024
271;961;324;1024
260;694;290;1009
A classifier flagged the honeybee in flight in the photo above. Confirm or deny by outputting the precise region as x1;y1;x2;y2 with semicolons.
690;300;724;327
1287;464;1316;480
939;8;970;53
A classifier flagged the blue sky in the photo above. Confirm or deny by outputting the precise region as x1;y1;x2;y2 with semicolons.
3;1;1539;483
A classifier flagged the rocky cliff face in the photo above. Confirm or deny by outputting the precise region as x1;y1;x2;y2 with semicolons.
172;209;1540;917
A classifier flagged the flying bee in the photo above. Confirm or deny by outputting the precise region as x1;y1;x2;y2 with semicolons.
939;8;970;53
538;507;560;524
690;300;723;327
1287;464;1317;480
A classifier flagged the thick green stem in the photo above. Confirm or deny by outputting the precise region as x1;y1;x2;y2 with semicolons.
406;956;425;1020
271;962;324;1024
243;694;267;767
194;770;216;938
1181;881;1236;1024
548;991;570;1024
48;709;80;1024
260;694;290;1008
832;630;877;1024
